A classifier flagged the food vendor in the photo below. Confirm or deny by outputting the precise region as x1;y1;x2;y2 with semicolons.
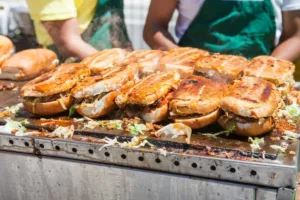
143;0;300;80
26;0;131;60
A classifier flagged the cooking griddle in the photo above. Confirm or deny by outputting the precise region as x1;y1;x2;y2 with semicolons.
0;80;298;189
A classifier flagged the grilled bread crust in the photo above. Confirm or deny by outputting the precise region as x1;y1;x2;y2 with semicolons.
194;54;248;83
119;72;180;106
244;56;295;85
23;94;72;116
158;47;209;78
21;63;90;97
218;115;274;136
0;49;58;81
122;50;165;75
75;91;118;118
0;35;14;66
71;65;138;98
81;48;128;74
220;76;281;119
174;109;222;129
169;76;225;116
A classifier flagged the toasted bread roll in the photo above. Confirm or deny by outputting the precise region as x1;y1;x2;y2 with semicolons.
71;65;138;98
0;35;14;66
244;56;295;95
220;77;281;119
21;63;90;116
175;109;222;129
169;76;225;116
122;72;180;106
75;91;118;118
158;47;209;78
122;50;165;76
0;49;58;81
194;54;248;83
23;94;72;116
21;63;90;97
218;115;274;137
81;48;128;74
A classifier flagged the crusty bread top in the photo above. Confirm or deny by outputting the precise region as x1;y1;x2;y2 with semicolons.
123;72;180;106
0;35;14;65
159;47;209;68
122;50;165;66
194;54;248;79
1;49;58;79
244;56;295;85
21;63;90;97
220;76;281;118
71;64;138;98
169;76;226;115
81;48;128;74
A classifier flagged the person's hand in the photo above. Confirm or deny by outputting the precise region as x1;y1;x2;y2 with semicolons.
143;0;178;50
271;10;300;62
43;18;98;60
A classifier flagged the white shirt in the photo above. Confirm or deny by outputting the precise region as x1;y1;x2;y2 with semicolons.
176;0;300;45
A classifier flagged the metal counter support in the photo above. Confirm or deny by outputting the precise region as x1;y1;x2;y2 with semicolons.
0;151;282;200
0;133;297;200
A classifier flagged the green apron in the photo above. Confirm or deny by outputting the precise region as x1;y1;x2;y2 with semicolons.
86;0;130;50
178;0;276;59
48;0;130;60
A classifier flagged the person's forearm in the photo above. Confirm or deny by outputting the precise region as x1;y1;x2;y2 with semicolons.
144;25;178;50
271;36;300;62
56;36;98;60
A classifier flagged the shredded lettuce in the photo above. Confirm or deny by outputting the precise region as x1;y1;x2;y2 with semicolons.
248;137;264;153
99;137;120;152
158;148;168;156
279;102;300;121
68;105;76;117
270;145;287;153
52;125;74;139
4;103;23;115
203;121;236;139
155;123;192;144
98;136;154;151
128;123;147;136
282;130;300;140
0;118;28;135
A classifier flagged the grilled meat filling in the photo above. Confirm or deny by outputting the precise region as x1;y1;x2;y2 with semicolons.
74;92;110;105
170;109;220;119
24;90;71;103
224;111;270;123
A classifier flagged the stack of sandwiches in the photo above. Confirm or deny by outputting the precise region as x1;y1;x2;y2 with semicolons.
19;46;297;137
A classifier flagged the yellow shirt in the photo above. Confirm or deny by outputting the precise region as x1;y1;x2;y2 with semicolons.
26;0;97;47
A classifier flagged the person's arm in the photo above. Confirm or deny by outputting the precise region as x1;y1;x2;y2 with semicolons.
42;18;98;60
143;0;178;50
271;10;300;62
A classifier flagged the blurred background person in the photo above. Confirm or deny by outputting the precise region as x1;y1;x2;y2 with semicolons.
144;0;300;80
26;0;131;60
